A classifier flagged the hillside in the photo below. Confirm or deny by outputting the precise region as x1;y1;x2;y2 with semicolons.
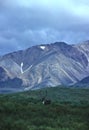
0;87;89;130
74;76;89;87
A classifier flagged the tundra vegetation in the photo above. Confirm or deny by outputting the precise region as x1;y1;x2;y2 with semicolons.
0;87;89;130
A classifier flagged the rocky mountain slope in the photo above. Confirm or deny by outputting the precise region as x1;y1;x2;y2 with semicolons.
0;66;23;93
74;76;89;88
0;41;89;91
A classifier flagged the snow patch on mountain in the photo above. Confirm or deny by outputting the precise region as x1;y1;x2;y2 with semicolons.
40;46;46;50
21;62;24;74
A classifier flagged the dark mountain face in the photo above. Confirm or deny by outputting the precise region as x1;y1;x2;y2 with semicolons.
79;76;89;84
0;66;24;93
0;67;9;82
74;76;89;87
0;41;89;92
0;77;23;88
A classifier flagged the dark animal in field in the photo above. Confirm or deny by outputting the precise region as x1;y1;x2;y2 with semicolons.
39;90;51;105
42;99;51;105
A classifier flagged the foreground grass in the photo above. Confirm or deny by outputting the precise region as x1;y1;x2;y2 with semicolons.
0;87;89;130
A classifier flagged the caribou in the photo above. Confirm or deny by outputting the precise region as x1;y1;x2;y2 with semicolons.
39;90;51;105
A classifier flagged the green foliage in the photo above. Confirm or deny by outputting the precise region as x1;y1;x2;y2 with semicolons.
0;87;89;130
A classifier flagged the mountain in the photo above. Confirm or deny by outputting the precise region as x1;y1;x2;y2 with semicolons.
74;76;89;88
0;66;24;93
0;41;89;91
0;67;9;82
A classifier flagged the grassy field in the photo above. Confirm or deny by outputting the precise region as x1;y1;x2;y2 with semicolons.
0;87;89;130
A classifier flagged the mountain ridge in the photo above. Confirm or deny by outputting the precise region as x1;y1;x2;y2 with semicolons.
0;41;89;92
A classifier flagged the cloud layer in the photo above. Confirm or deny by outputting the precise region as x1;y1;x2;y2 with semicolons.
0;0;89;55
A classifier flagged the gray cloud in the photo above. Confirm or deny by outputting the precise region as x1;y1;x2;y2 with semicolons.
0;0;89;55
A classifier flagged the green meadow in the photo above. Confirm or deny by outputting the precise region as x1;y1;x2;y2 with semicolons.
0;87;89;130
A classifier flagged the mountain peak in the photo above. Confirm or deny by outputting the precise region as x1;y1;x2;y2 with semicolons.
52;41;68;46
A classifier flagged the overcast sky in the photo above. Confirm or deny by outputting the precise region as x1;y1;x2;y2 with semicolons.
0;0;89;55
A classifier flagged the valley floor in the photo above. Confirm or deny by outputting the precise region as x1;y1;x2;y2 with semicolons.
0;87;89;130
